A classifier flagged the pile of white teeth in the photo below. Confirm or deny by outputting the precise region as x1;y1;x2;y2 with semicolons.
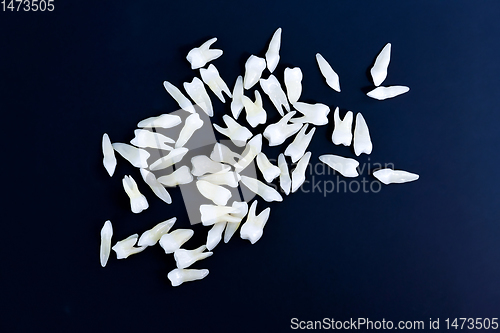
99;28;419;287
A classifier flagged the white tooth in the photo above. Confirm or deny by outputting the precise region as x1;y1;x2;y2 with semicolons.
260;75;290;116
137;114;182;129
284;124;316;163
242;90;267;128
200;205;241;226
163;81;195;113
122;175;149;214
191;155;230;176
291;151;311;193
198;170;241;188
370;43;391;86
112;234;146;259
137;217;177;247
210;142;241;166
130;129;174;151
318;154;359;178
290;102;330;126
223;201;249;243
149;147;189;171
256;152;280;183
316;53;341;92
331;107;353;146
159;229;194;254
157;165;193;187
100;220;113;267
234;134;262;173
112;143;150;169
240;200;271;244
278;153;291;195
206;222;226;250
284;67;302;104
213;114;252;147
196;180;232;206
353;113;372;156
366;86;409;100
174;245;213;269
243;55;266;90
373;169;419;185
175;113;203;148
186;37;222;70
230;76;244;119
200;64;232;103
139;168;172;204
183;77;213;117
240;175;283;202
102;133;116;177
168;268;209;287
265;28;282;73
263;111;302;146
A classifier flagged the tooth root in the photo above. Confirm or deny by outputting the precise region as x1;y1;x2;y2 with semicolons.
213;114;253;147
206;222;227;250
174;245;213;269
183;77;214;117
186;37;223;70
163;81;195;113
223;201;248;243
157;166;193;187
234;134;262;173
102;133;117;177
200;205;240;226
256;152;281;183
159;229;194;254
260;75;290;116
290;102;330;126
284;124;316;163
230;76;244;119
130;129;174;151
265;28;282;73
100;220;113;267
242;91;267;128
112;234;146;259
137;217;177;247
240;200;271;244
370;43;391;86
149;147;189;171
291;151;312;193
191;155;230;176
200;64;232;103
331;107;353;146
139;168;172;204
316;53;341;92
373;169;419;185
112;143;150;169
353;113;373;156
319;154;359;178
168;268;210;287
196;180;232;206
210;143;241;166
244;55;267;90
278;153;291;195
198;170;241;188
240;175;283;202
263;111;302;146
137;114;182;129
284;67;303;104
175;113;204;148
366;86;409;100
122;175;149;213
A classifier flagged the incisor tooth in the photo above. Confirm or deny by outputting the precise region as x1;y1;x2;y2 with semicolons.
353;113;373;156
373;169;419;185
196;180;232;206
244;55;266;90
370;43;391;86
100;220;113;267
174;245;213;269
102;133;116;177
366;86;409;100
186;37;222;70
265;28;282;73
206;222;226;250
149;147;189;171
240;200;271;244
278;153;291;195
284;124;315;163
183;77;213;117
331;107;353;146
260;75;290;116
168;268;209;287
191;155;230;176
139;168;172;204
234;134;262;173
210;142;241;166
122;175;149;214
284;67;302;104
137;217;177;247
137;114;182;129
159;229;194;254
175;113;203;148
112;234;146;259
230;76;244;119
157;165;193;187
130;129;174;150
200;64;232;103
112;143;150;169
290;102;330;126
263;111;302;146
163;81;195;113
316;53;341;92
318;154;359;178
213;114;252;147
198;170;241;188
291;151;311;193
242;90;267;128
240;175;283;202
223;201;248;243
256;152;280;183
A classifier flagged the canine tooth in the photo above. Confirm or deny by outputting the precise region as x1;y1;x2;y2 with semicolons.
291;151;311;193
102;133;116;177
240;175;283;202
122;175;149;213
278;153;291;195
265;28;281;73
200;64;232;103
200;205;241;226
260;75;290;116
263;111;302;146
331;107;353;146
112;143;150;169
139;168;172;204
206;222;226;250
256;152;280;183
290;102;330;126
244;55;266;90
213;114;252;147
366;86;409;100
198;170;241;188
149;147;189;171
284;124;315;163
168;268;209;287
100;220;113;267
210;142;241;166
137;114;182;129
284;67;302;104
240;200;271;244
159;229;194;254
373;169;419;185
191;155;230;176
370;43;391;86
163;81;195;113
231;76;244;119
242;90;267;128
353;113;372;156
174;245;213;269
175;113;203;148
316;53;341;92
196;180;232;206
157;165;193;187
318;154;359;178
223;201;249;243
137;217;177;247
183;77;213;117
130;129;174;150
112;234;146;259
186;37;222;70
234;134;262;173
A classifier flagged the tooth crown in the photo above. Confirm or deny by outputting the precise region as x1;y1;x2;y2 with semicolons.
285;124;316;163
316;53;341;92
213;114;253;147
278;153;291;195
176;113;204;148
196;180;232;206
284;67;303;104
234;134;262;173
100;220;113;267
102;133;117;177
210;142;241;166
373;169;419;185
198;170;241;188
122;175;149;214
318;154;359;178
353;113;373;156
367;86;409;100
242;90;267;128
174;245;213;269
230;75;244;119
157;165;193;187
331;107;353;146
112;143;150;169
159;229;194;254
167;268;209;287
290;102;330;126
244;55;266;90
130;129;174;151
183;77;213;117
240;200;271;244
260;75;290;116
263;111;302;146
265;28;282;73
370;43;391;86
137;217;177;247
149;147;189;171
186;37;223;70
137;114;182;129
112;234;146;259
291;151;312;193
200;64;232;103
206;222;227;250
240;175;283;202
256;152;281;183
139;168;172;204
163;81;195;114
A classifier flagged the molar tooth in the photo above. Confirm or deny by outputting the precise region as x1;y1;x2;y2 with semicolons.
210;142;241;166
175;113;204;148
223;201;249;243
139;168;172;204
370;43;391;86
159;229;194;254
183;77;213;117
100;220;113;267
186;37;222;70
196;180;232;206
174;245;213;269
331;107;353;146
200;205;241;226
290;102;330;126
234;134;262;173
240;175;283;202
163;81;195;113
353;113;373;156
137;114;182;129
291;151;311;193
122;175;149;213
230;76;244;119
318;154;359;178
102;133;117;177
244;55;267;89
242;90;267;128
191;155;230;176
316;53;341;92
265;28;282;73
278;153;291;195
112;234;146;259
206;222;226;250
157;165;193;187
200;64;232;103
198;170;241;188
256;152;280;183
263;111;302;146
240;200;271;244
112;143;150;169
213;114;252;147
373;169;419;185
137;217;177;247
366;86;409;100
284;124;316;163
284;67;303;104
130;129;174;151
259;75;290;116
168;268;209;287
149;147;189;171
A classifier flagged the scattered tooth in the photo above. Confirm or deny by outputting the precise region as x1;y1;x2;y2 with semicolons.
243;55;267;90
122;175;149;214
139;168;172;204
210;142;241;166
175;113;203;148
168;268;209;287
284;67;303;104
263;111;302;146
112;234;146;259
100;220;113;267
242;90;267;128
290;102;330;126
284;124;316;163
174;245;213;269
240;200;271;244
316;53;341;92
278;153;291;195
183;77;213;117
137;217;177;247
240;175;283;202
157;165;193;187
353;113;373;156
331;107;353;146
223;201;249;243
318;154;359;178
186;37;222;70
234;134;262;173
163;81;195;113
256;152;280;183
265;27;282;73
206;222;226;250
159;229;195;254
200;64;232;103
198;170;241;188
373;169;419;185
259;75;290;116
366;86;409;100
102;133;117;177
291;151;312;193
231;76;244;119
200;204;241;226
370;43;391;86
149;147;189;171
213;114;252;147
137;114;182;129
130;129;174;150
191;155;230;176
196;180;232;206
112;143;150;169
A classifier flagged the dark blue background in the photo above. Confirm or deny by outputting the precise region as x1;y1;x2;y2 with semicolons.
1;1;499;332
